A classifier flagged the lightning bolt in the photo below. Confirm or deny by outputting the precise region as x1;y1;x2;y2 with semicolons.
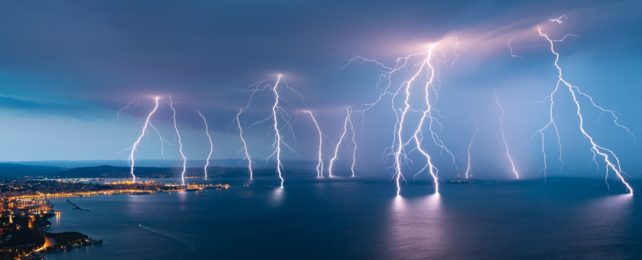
236;78;302;184
234;82;267;183
507;38;521;59
348;110;357;178
345;42;454;196
409;44;441;194
169;96;188;186
394;44;447;196
328;106;353;178
464;125;478;180
303;110;325;179
128;96;161;183
235;108;254;182
270;74;285;188
116;99;138;121
538;26;633;194
117;98;172;160
495;92;520;179
148;122;174;160
197;111;214;179
548;15;568;24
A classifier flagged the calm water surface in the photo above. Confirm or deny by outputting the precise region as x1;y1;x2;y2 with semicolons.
47;178;642;259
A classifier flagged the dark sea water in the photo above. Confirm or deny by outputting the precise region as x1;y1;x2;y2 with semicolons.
47;178;642;259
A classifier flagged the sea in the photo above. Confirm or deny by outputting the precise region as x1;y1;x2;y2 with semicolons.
46;177;642;259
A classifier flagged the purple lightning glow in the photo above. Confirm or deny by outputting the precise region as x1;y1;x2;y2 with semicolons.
410;43;440;194
495;92;520;179
197;110;214;179
128;96;161;183
393;43;444;196
303;110;325;179
537;26;633;194
169;96;188;186
328;106;352;178
345;41;454;196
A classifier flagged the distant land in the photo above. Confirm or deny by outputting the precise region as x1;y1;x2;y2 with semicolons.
0;160;320;179
2;160;639;181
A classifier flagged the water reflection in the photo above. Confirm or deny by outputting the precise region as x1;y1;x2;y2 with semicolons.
580;194;632;229
387;194;445;257
269;187;284;206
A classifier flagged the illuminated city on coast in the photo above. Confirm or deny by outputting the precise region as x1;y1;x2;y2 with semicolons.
1;1;642;259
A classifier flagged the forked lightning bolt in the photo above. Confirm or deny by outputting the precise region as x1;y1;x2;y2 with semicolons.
345;42;454;196
303;110;325;179
197;111;214;179
328;106;352;178
117;99;172;160
169;96;188;186
538;26;633;194
236;77;301;185
393;44;443;196
128;96;161;183
408;44;440;194
495;92;520;179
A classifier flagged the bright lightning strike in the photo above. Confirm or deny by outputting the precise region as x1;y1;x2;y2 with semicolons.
235;108;254;182
236;78;302;184
328;106;352;178
348;110;357;178
128;96;161;183
409;44;440;194
495;92;520;179
303;110;325;179
346;41;454;196
464;126;478;180
271;74;285;189
538;26;633;194
197;111;214;179
392;43;445;196
169;96;188;186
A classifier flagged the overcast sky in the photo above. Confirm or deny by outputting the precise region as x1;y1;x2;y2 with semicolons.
0;0;640;181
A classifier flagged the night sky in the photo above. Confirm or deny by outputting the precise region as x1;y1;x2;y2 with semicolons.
0;0;641;179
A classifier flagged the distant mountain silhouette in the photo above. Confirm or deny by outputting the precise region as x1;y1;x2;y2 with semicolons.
0;161;317;179
0;163;64;178
55;165;177;178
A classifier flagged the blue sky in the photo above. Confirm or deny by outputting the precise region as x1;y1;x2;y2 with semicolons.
0;0;640;180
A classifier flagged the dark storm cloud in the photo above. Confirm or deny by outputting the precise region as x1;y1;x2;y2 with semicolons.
0;0;640;171
0;0;619;116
